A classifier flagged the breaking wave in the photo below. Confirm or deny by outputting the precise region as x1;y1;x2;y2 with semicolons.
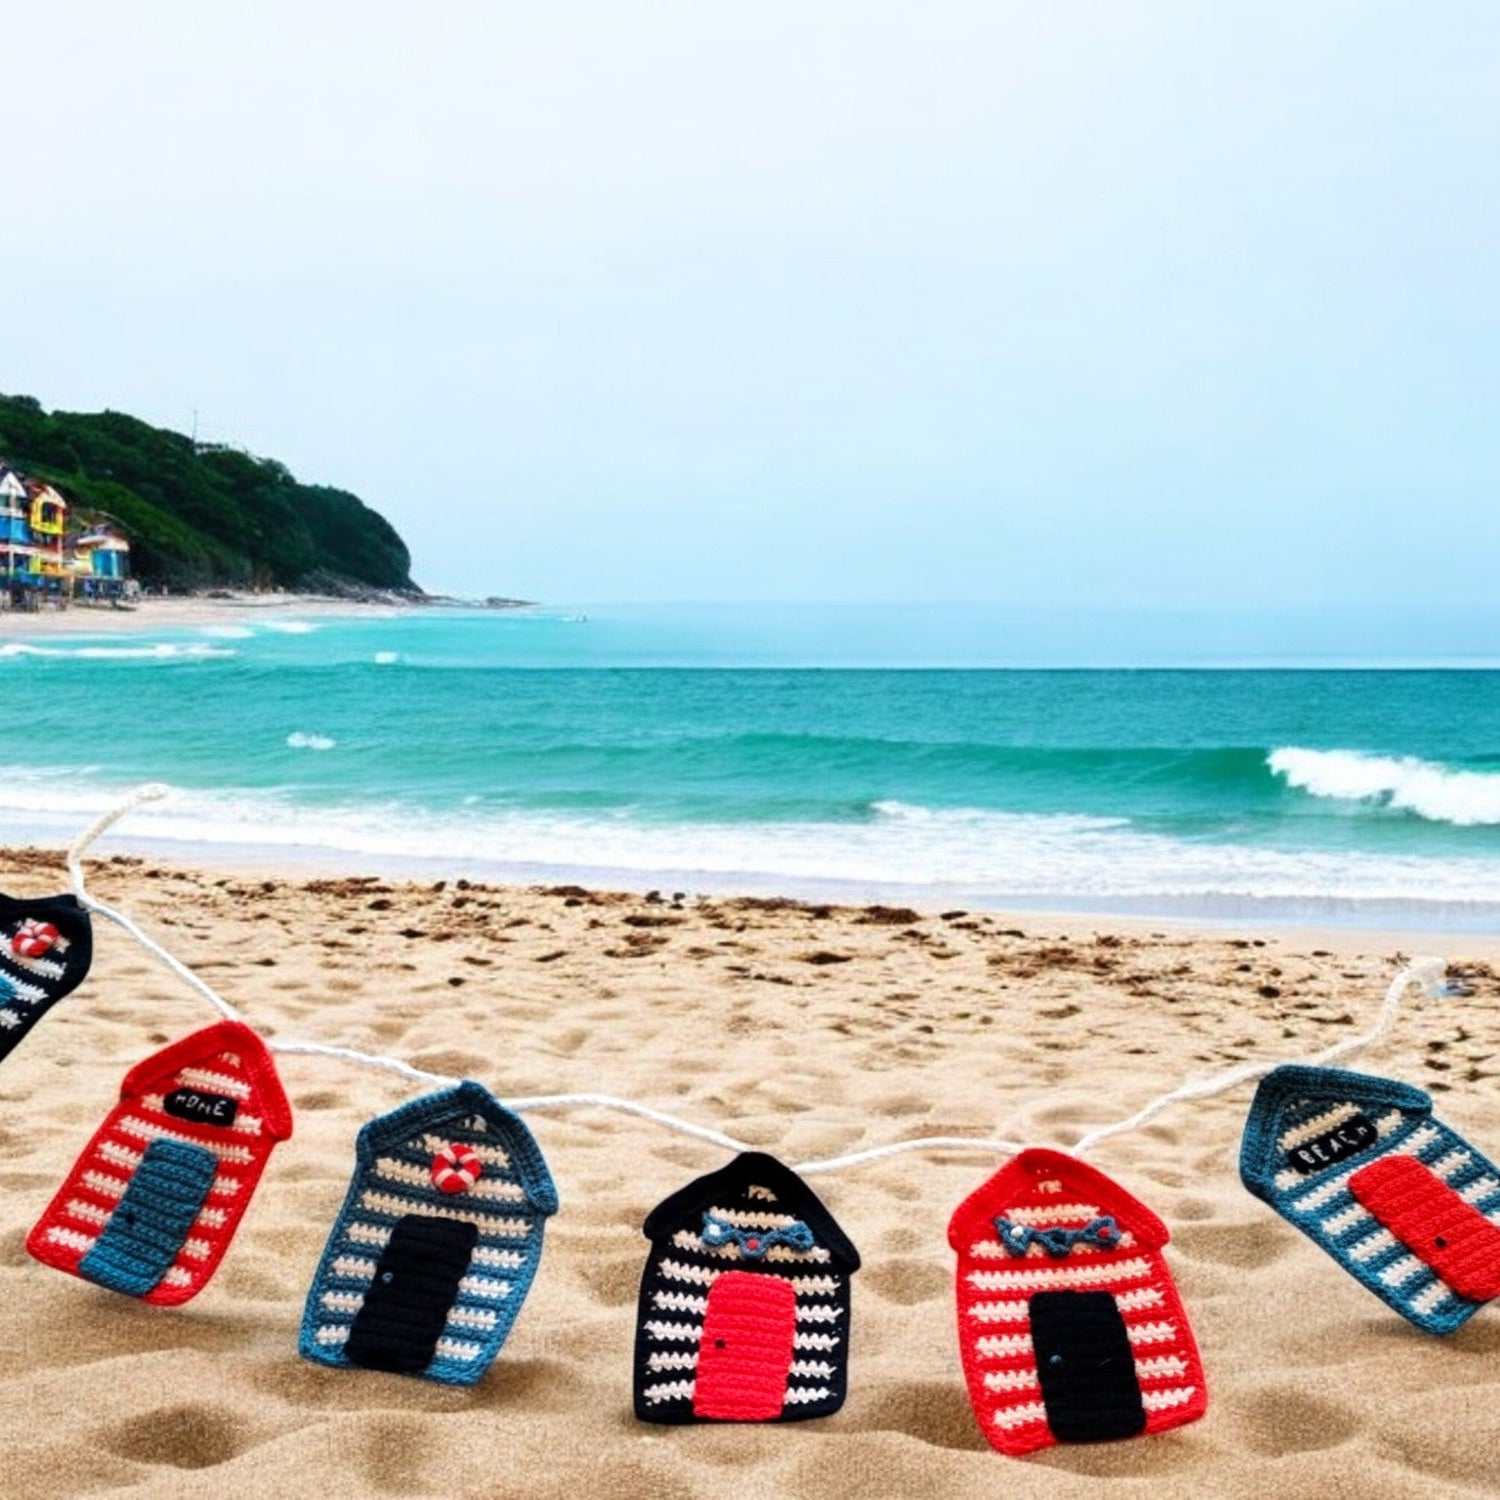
1269;747;1500;827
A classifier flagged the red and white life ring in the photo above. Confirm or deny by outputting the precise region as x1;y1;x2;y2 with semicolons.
430;1142;483;1194
11;920;58;959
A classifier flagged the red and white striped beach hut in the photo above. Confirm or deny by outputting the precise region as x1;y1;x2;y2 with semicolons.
27;1020;292;1305
947;1148;1206;1456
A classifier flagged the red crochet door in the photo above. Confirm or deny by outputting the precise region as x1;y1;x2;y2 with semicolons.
694;1270;798;1420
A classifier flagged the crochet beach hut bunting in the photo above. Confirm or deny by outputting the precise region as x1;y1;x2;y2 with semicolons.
1240;1064;1500;1334
634;1151;861;1424
948;1148;1207;1457
0;892;92;1064
27;1019;292;1304
299;1081;559;1386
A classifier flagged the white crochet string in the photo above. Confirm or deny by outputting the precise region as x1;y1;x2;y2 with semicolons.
65;783;1451;1175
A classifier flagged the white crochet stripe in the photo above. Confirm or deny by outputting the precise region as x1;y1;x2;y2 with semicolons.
1142;1385;1197;1413
642;1379;695;1404
1275;1109;1408;1192
1431;1149;1472;1180
43;1225;96;1254
0;972;46;1004
791;1275;840;1296
6;951;64;980
161;1267;192;1289
322;1290;365;1315
746;1185;778;1202
644;1320;699;1343
1410;1281;1452;1317
1322;1202;1373;1236
459;1274;512;1301
796;1302;841;1324
176;1067;251;1099
983;1367;1039;1394
64;1199;110;1227
1126;1321;1178;1346
81;1170;128;1200
1379;1254;1427;1289
141;1094;262;1137
782;1385;832;1406
471;1245;527;1270
0;1010;20;1029
434;1337;483;1362
789;1359;835;1379
647;1349;698;1372
446;1305;498;1332
195;1206;227;1229
332;1255;377;1281
974;1332;1033;1359
1277;1102;1364;1153
705;1205;805;1231
1458;1175;1500;1205
372;1156;528;1203
966;1257;1153;1293
181;1237;211;1261
1289;1126;1439;1212
963;1281;1165;1328
794;1331;841;1352
999;1203;1101;1226
344;1222;392;1249
113;1115;255;1164
314;1324;350;1346
357;1190;530;1238
652;1290;706;1315
658;1258;716;1288
671;1228;829;1264
420;1135;510;1169
95;1139;242;1197
992;1401;1048;1431
1135;1354;1190;1380
1347;1228;1398;1264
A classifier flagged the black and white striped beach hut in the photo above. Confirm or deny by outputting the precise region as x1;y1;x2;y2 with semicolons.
633;1151;861;1423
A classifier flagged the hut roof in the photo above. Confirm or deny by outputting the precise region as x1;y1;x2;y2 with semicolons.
1239;1063;1430;1184
947;1147;1169;1252
642;1150;861;1271
120;1019;293;1141
354;1079;558;1216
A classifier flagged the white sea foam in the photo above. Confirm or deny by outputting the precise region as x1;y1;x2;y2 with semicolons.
262;620;317;635
200;625;255;640
373;651;399;665
0;641;235;661
4;774;1500;916
286;732;337;751
1269;747;1500;826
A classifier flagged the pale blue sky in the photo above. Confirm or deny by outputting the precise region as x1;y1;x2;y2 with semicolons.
4;2;1498;617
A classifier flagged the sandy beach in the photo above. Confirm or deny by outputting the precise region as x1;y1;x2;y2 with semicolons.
1;847;1497;1497
0;595;423;636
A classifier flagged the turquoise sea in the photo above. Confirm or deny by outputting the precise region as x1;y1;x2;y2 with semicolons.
2;604;1499;929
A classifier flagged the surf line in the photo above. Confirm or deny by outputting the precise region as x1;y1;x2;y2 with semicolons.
64;784;1455;1176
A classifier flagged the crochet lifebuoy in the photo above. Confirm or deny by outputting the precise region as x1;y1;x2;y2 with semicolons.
430;1142;483;1194
11;920;58;959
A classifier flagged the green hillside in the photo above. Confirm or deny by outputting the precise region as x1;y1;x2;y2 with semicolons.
0;394;417;593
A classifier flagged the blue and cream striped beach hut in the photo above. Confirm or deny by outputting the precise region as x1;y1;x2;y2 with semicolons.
299;1081;558;1384
1241;1064;1500;1335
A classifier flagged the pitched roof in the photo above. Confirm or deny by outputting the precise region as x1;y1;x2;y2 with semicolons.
642;1150;861;1270
120;1019;293;1140
947;1147;1169;1251
354;1080;558;1216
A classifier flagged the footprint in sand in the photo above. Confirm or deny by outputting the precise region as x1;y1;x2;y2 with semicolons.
99;1404;249;1470
1238;1387;1361;1454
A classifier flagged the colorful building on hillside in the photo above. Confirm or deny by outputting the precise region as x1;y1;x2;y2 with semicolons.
0;460;131;604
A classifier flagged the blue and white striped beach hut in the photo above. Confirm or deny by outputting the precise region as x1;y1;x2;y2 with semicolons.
299;1080;558;1384
1240;1064;1500;1335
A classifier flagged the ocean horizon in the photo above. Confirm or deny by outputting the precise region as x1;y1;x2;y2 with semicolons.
3;601;1499;931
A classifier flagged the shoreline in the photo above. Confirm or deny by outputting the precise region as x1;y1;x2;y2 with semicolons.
1;844;1497;1496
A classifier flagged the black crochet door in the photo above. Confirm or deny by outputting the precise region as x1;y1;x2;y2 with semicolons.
345;1213;479;1373
1028;1290;1145;1442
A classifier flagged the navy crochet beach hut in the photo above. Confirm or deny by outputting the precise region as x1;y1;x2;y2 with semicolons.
634;1151;861;1424
1241;1064;1500;1335
300;1081;558;1385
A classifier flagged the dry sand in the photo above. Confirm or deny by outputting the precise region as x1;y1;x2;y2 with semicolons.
0;595;415;635
1;848;1498;1498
